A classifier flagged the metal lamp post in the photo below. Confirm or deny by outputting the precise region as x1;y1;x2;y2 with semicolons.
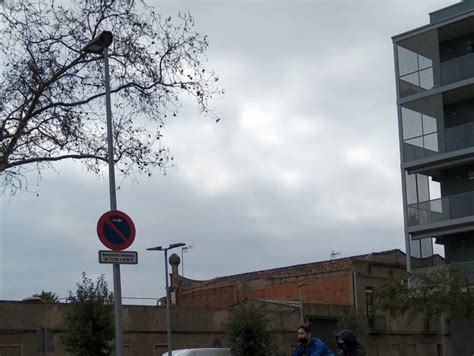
147;243;186;356
298;283;308;323
81;31;125;356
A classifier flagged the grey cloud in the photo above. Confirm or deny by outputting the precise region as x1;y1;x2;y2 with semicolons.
1;0;457;302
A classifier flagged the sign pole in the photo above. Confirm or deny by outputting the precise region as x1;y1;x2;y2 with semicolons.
104;46;124;356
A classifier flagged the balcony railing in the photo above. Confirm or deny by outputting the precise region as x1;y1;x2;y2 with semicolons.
403;121;474;162
440;52;474;86
407;190;474;228
445;121;474;151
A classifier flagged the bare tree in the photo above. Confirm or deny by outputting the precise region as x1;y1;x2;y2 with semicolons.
0;0;223;193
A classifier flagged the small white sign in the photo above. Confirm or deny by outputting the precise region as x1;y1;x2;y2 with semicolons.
98;250;138;264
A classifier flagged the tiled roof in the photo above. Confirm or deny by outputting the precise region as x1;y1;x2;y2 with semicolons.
179;249;404;291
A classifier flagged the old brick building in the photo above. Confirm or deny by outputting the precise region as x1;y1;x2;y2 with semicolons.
170;249;447;355
172;251;379;309
1;250;448;355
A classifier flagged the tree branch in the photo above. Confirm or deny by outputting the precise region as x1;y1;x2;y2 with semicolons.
5;153;107;169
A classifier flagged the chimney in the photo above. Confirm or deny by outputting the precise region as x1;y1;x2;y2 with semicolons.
169;253;181;291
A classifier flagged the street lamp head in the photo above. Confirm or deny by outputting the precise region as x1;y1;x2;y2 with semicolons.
169;242;186;249
82;31;113;54
146;246;163;251
182;244;194;252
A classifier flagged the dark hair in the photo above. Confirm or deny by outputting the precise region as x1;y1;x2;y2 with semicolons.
297;323;312;333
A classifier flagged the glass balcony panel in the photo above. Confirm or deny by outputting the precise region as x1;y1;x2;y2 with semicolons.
406;136;423;148
410;238;435;270
401;72;420;86
424;133;439;152
403;122;474;163
399;79;425;97
419;68;434;89
406;172;418;205
403;141;438;162
397;30;439;98
440;53;474;85
418;55;433;71
445;121;474;152
398;46;419;76
417;174;430;202
423;115;437;135
402;107;422;139
430;197;442;213
407;190;474;228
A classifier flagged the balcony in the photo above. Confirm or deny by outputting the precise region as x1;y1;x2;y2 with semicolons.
403;121;474;163
440;53;474;86
407;190;474;233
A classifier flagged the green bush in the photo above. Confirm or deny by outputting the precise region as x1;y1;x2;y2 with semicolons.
61;273;114;356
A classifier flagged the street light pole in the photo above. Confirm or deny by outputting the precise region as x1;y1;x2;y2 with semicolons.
163;247;171;356
82;31;124;356
181;247;184;276
103;44;125;356
103;46;116;210
147;243;186;356
298;283;307;324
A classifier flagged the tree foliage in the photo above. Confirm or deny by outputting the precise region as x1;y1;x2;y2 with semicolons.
0;0;223;193
61;273;114;356
374;264;474;323
224;303;280;356
33;290;59;303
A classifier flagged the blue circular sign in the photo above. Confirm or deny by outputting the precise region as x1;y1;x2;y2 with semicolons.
97;210;136;251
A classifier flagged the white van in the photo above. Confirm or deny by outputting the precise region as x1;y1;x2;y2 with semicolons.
161;348;232;356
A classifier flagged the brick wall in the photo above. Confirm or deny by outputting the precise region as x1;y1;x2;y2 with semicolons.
178;272;352;308
245;274;351;305
178;285;236;308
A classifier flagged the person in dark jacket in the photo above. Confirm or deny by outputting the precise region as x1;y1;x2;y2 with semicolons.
335;330;365;356
292;323;335;356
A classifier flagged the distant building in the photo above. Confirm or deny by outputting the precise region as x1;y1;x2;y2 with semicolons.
171;249;445;355
393;0;474;281
0;250;445;355
393;1;474;354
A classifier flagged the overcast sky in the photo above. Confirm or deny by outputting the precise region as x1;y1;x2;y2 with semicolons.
0;0;455;303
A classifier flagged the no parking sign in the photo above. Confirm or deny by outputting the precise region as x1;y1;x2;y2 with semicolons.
97;210;136;251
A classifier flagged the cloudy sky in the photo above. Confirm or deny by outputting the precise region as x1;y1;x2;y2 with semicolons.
0;0;455;303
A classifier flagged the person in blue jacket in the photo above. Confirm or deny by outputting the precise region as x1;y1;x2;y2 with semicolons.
292;323;335;356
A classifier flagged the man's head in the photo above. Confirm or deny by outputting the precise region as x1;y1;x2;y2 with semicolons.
336;329;358;351
297;323;312;345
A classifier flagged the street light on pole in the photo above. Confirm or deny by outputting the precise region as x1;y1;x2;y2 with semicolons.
81;31;125;356
298;283;308;324
147;242;186;356
180;244;193;277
